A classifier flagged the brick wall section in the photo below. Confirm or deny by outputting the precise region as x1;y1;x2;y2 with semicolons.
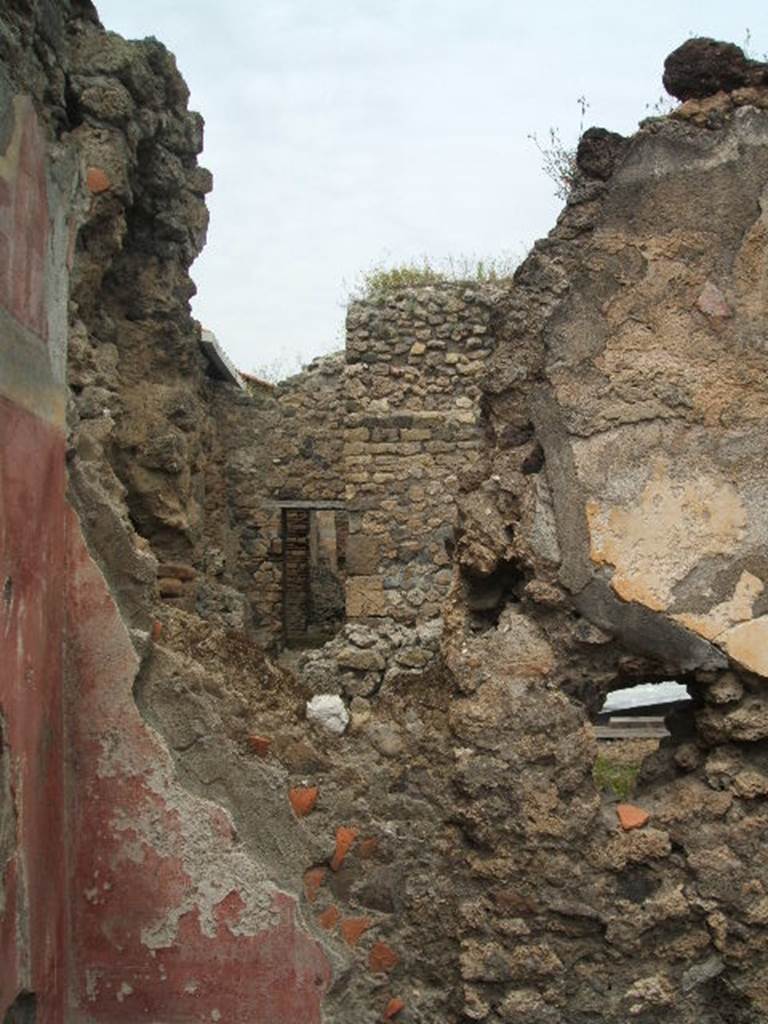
343;283;506;624
283;508;310;642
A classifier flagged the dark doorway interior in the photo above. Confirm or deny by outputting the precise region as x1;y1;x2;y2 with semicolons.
282;505;347;647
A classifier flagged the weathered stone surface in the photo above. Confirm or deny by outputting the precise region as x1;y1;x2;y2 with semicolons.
335;646;385;671
576;126;628;180
345;576;387;617
157;576;184;597
345;534;381;575
663;38;752;100
306;693;349;735
6;12;768;1023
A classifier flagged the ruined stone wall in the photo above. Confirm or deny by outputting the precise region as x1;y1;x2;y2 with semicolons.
206;352;345;645
273;352;345;501
344;286;498;623
438;49;768;1022
221;286;498;646
1;3;335;1021
4;8;768;1023
283;44;768;1024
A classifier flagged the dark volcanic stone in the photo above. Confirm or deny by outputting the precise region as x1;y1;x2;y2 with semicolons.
663;38;750;100
576;127;628;181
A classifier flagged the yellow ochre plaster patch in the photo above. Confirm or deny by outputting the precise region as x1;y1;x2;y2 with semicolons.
674;571;764;641
587;459;747;614
721;616;768;677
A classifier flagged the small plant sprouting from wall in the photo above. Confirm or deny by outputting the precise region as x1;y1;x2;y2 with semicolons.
528;94;589;201
593;753;641;800
359;260;444;295
743;28;767;61
350;253;520;300
644;94;677;118
248;349;307;384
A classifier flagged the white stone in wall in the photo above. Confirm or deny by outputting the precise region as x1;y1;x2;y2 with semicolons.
306;694;349;735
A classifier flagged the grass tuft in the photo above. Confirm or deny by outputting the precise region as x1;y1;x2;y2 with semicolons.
351;254;519;300
593;754;641;801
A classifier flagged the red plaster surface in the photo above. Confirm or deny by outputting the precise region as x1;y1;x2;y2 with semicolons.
0;397;67;1021
65;505;332;1022
0;98;49;338
0;88;330;1023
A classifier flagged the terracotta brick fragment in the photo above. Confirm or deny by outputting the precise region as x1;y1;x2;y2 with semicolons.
86;166;110;193
340;916;372;947
318;905;339;931
330;825;357;871
616;803;650;831
369;941;399;973
248;734;271;758
150;620;163;641
357;836;379;860
384;997;405;1019
289;785;318;817
303;867;326;903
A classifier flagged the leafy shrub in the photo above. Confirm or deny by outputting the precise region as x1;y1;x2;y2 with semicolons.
528;95;589;200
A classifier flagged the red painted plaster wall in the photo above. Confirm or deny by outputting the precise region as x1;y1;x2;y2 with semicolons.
64;492;331;1024
0;95;68;1021
0;400;67;1022
0;86;331;1024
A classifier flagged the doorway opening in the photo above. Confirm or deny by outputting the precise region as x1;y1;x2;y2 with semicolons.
281;501;347;648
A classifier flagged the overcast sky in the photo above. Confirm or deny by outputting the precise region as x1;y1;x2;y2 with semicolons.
95;1;765;376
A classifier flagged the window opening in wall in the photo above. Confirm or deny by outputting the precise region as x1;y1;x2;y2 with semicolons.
593;680;691;800
281;504;347;648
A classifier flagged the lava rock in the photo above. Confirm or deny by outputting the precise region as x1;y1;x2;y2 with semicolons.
663;38;750;100
576;127;628;181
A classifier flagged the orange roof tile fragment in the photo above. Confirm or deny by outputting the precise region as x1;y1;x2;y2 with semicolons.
330;825;357;870
249;734;271;758
369;942;399;973
303;866;326;903
616;803;650;831
339;916;372;947
318;905;340;931
86;166;110;193
289;785;318;817
384;997;405;1019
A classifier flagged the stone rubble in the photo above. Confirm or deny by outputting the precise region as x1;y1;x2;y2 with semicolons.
306;693;350;735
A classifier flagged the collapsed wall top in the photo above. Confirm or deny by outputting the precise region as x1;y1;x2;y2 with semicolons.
664;37;768;100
